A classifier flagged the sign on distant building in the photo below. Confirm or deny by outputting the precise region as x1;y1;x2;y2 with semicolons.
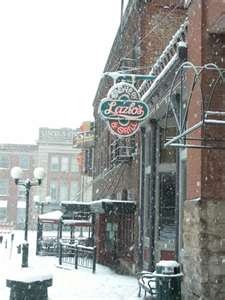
38;128;75;145
99;82;149;137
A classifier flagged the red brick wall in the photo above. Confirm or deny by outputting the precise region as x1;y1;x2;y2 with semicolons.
187;0;225;201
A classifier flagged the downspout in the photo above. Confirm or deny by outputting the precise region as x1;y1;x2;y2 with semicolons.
138;126;145;271
148;120;157;271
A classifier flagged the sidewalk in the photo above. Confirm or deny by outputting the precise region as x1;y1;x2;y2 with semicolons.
0;231;139;300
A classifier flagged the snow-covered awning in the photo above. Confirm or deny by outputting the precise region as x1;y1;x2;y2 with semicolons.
39;210;63;224
91;199;136;214
61;199;136;216
62;219;92;227
61;201;92;220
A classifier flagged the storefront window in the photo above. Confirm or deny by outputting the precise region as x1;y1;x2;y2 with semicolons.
105;222;118;251
159;173;176;240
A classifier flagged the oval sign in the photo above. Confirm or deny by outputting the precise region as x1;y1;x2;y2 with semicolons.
99;82;149;137
100;99;149;121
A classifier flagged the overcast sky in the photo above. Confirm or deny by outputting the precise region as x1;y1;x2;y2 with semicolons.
0;0;128;144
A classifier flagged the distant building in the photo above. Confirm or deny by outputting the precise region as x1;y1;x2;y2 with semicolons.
73;121;95;203
0;127;82;229
0;144;38;229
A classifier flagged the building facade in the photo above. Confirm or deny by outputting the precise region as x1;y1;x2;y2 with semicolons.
0;127;82;229
0;144;38;229
92;0;187;274
93;0;225;298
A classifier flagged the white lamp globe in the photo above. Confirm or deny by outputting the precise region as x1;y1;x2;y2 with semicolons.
10;166;23;180
45;196;51;204
33;167;45;180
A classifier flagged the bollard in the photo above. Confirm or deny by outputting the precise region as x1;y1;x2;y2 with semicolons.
17;244;21;254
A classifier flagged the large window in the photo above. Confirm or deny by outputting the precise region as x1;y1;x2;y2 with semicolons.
70;181;79;200
60;182;68;202
0;180;8;196
0;201;7;222
17;208;25;226
159;173;176;240
19;155;30;169
17;185;26;200
50;156;60;172
0;208;7;221
61;157;69;172
50;181;58;202
0;154;9;169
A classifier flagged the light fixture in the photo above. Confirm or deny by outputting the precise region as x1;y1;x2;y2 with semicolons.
11;166;45;268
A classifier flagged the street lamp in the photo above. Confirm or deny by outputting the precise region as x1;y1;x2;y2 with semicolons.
10;166;45;268
34;195;51;214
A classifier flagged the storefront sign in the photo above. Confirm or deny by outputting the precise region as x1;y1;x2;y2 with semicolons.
99;82;149;137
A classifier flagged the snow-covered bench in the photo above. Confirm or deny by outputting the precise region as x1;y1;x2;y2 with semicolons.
137;271;157;299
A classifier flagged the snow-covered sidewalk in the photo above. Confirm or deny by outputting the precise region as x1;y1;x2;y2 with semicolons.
0;231;139;299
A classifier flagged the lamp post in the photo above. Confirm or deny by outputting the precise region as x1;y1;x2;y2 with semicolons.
34;195;51;215
10;166;45;268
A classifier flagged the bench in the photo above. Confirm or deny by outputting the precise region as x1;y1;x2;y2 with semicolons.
137;271;157;299
6;270;53;300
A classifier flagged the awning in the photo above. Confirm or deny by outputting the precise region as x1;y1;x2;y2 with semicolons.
60;199;136;217
61;201;92;220
62;219;92;227
91;199;136;214
38;210;63;224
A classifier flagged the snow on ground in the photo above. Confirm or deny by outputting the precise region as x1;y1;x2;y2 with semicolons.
0;231;139;300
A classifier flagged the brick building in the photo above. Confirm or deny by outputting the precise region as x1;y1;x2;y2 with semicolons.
0;144;38;229
129;0;225;298
92;0;187;274
0;127;81;229
181;1;225;299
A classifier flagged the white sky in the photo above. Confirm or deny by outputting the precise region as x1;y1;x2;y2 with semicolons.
0;1;128;144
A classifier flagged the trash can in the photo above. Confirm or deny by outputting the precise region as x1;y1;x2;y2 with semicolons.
155;260;183;300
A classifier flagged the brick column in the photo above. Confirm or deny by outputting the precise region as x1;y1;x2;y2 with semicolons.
183;1;225;299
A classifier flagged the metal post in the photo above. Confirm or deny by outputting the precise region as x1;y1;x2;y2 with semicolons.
93;246;96;273
74;245;78;269
24;183;30;241
41;202;44;214
22;182;30;268
11;166;44;268
138;127;145;271
59;242;62;265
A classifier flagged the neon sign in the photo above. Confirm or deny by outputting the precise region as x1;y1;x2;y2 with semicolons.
99;82;149;137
